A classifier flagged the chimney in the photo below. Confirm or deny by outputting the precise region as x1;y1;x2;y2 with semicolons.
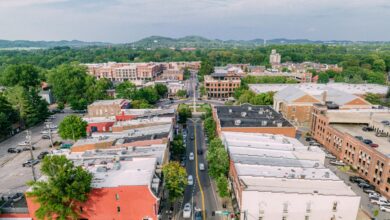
322;91;327;103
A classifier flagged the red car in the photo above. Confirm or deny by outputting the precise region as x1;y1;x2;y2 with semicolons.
370;143;379;148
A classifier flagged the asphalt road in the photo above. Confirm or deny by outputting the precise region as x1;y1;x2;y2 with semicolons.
176;119;221;220
0;112;71;194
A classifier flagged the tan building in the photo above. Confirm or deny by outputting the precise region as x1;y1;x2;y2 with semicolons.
204;66;243;99
159;69;184;81
311;104;390;198
270;49;281;66
274;86;372;126
136;63;162;80
87;99;131;117
213;104;296;138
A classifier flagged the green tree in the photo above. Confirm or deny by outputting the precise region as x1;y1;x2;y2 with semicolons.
171;133;185;158
0;95;19;138
59;115;88;141
365;93;383;105
4;86;49;127
0;64;41;88
86;77;113;102
198;60;214;81
176;90;187;98
162;162;187;202
155;84;168;98
183;68;191;80
317;72;330;83
207;139;229;179
372;59;386;72
27;155;93;220
204;117;216;140
48;64;90;110
115;81;137;99
135;86;159;104
178;104;192;123
131;99;152;109
216;174;229;198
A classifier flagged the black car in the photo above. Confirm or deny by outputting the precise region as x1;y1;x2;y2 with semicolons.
363;139;373;145
7;148;21;153
305;137;313;142
358;182;375;190
354;136;364;141
381;120;390;125
362;126;374;132
37;151;49;160
349;176;366;183
22;146;36;151
195;210;202;220
197;149;203;155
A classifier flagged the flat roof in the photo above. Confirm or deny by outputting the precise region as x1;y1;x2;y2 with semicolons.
89;99;129;106
121;108;175;117
92;124;172;139
236;163;338;180
215;104;293;128
231;154;324;168
240;176;357;196
87;157;157;188
249;83;388;95
83;116;116;123
113;117;173;127
331;124;390;156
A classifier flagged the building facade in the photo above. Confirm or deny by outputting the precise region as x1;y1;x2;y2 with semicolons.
87;99;131;117
311;105;390;198
204;66;243;99
269;49;281;66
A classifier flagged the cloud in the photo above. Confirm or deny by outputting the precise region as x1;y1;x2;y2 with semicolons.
0;0;68;7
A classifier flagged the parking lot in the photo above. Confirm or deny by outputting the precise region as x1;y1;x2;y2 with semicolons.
0;113;70;194
299;135;390;220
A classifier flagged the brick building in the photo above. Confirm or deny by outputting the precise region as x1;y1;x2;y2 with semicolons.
27;158;161;220
87;99;130;117
158;69;184;81
273;86;372;126
204;66;243;99
311;104;390;198
213;104;296;138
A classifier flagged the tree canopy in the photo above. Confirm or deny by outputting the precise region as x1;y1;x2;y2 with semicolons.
27;155;93;220
162;162;187;202
58;115;88;141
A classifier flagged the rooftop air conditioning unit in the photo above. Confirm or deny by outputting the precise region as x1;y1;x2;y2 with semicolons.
261;120;268;126
235;120;241;126
248;106;252;111
241;112;247;117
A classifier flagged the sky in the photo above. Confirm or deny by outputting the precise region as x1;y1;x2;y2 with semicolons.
0;0;389;43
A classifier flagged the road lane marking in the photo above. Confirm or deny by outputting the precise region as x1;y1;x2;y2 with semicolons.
193;121;206;220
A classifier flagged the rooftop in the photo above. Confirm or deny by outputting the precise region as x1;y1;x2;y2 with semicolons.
231;154;324;168
215;104;293;128
121;108;175;118
249;83;388;95
331;124;390;156
89;99;129;106
236;163;338;180
92;124;172;140
240;176;356;196
86;157;157;188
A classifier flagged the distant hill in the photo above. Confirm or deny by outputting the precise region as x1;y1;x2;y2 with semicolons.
129;36;390;49
0;40;111;49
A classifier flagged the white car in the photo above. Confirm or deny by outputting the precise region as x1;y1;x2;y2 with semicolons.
183;203;192;218
380;205;390;212
189;152;194;160
187;175;193;185
329;160;346;166
371;197;390;206
369;192;381;199
199;163;205;171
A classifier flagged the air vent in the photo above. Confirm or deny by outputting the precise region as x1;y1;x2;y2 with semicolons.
235;120;241;126
241;112;247;117
229;109;232;113
248;106;252;111
261;120;268;126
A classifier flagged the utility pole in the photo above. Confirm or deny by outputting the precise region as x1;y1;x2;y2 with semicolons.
26;130;36;181
45;121;54;148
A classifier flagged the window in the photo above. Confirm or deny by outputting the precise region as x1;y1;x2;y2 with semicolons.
282;216;287;220
116;193;120;200
292;107;296;112
117;206;121;213
258;217;263;220
80;206;83;213
306;202;311;213
332;202;338;212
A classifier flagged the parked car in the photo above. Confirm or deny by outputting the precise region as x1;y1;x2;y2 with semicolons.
199;163;205;171
376;132;387;137
369;143;379;148
369;192;381;199
355;136;364;141
364;188;377;194
188;175;194;185
18;141;31;146
189;152;194;160
362;126;374;132
22;159;40;167
363;139;373;145
190;135;194;140
380;205;390;212
371;197;389;206
183;203;192;218
359;182;375;190
7;148;21;153
305;137;313;142
325;153;336;160
329;160;346;166
349;176;365;183
22;146;35;151
381;120;390;125
42;134;50;139
37;151;49;160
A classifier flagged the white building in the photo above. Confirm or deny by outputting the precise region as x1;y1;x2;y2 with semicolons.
221;132;360;220
270;49;281;66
